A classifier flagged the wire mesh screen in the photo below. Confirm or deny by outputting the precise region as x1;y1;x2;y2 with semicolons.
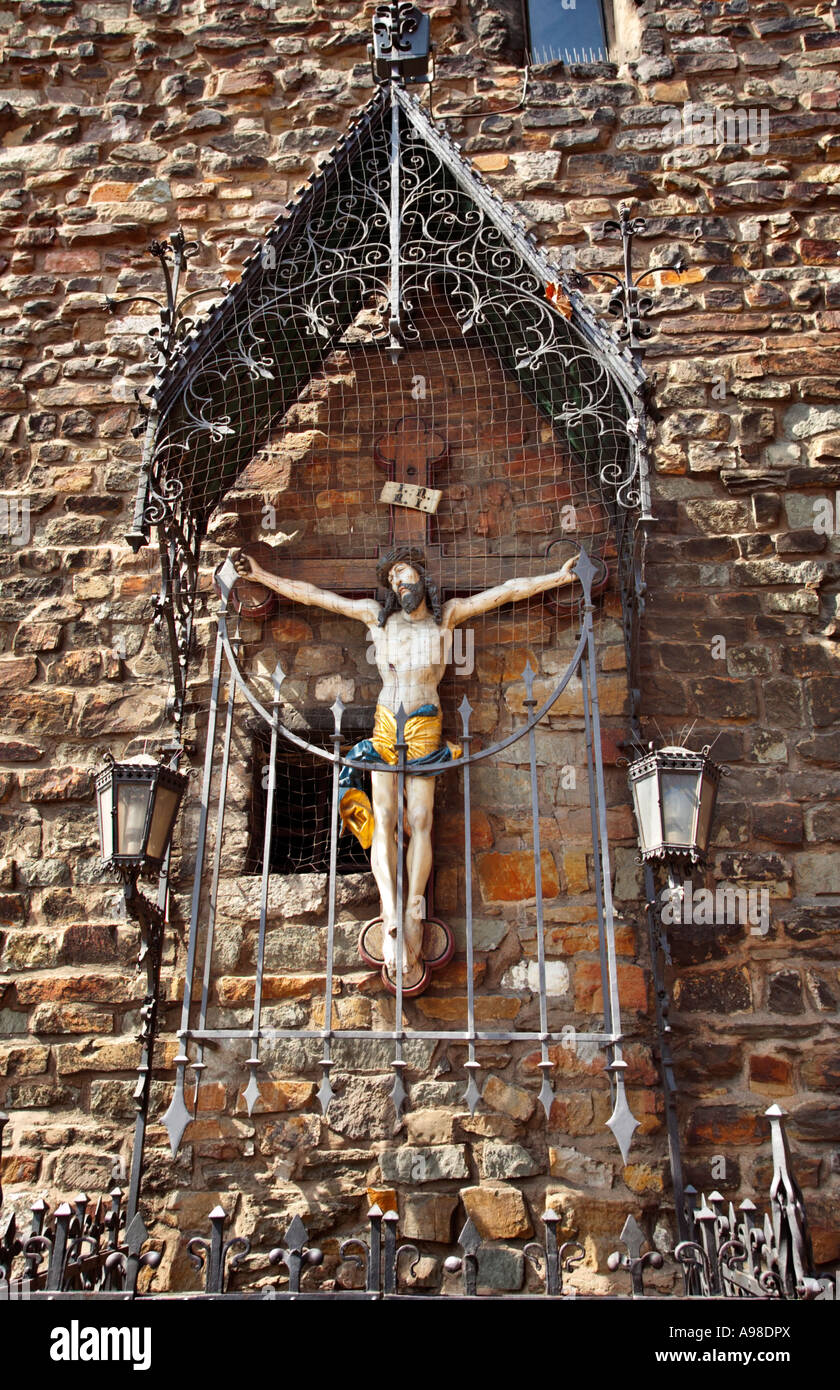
210;276;627;881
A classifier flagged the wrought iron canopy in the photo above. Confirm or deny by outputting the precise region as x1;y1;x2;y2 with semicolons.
128;81;649;557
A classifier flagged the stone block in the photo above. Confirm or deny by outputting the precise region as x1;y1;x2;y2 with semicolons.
400;1192;458;1242
378;1145;469;1184
673;967;752;1014
0;1043;49;1076
477;850;559;902
480;1141;540;1179
476;1246;524;1293
688;1105;766;1146
462;1185;532;1239
29;1003;113;1034
548;1146;612;1188
749;1054;794;1097
235;1080;315;1114
795;852;840;895
482;1076;536;1123
404;1108;457;1146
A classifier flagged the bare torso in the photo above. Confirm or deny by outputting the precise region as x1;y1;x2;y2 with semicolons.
367;611;448;715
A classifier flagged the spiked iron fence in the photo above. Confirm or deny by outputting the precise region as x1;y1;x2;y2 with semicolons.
0;1105;833;1301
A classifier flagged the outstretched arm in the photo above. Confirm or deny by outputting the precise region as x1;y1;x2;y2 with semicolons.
443;555;579;629
233;550;380;626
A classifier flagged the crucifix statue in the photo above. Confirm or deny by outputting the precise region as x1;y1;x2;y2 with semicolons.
232;544;579;992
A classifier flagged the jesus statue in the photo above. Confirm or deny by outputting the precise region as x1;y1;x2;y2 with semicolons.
233;545;578;992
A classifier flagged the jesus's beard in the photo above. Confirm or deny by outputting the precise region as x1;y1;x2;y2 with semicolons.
398;579;426;615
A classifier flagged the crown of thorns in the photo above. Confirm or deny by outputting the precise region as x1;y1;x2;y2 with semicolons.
375;546;428;589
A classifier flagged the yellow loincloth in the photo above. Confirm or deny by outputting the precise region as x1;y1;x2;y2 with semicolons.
338;705;462;849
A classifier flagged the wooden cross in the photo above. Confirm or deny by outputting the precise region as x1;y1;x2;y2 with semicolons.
374;414;447;546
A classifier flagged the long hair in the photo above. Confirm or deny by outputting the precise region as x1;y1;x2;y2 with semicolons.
377;573;442;626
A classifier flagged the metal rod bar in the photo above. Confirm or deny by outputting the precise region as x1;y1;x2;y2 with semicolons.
247;668;284;1100
389;86;401;338
126;893;165;1226
191;620;240;1112
580;651;612;1036
163;610;227;1153
524;664;553;1118
644;860;688;1241
367;1206;382;1295
459;699;479;1109
183;1028;617;1043
318;699;344;1112
157;534;184;710
585;609;623;1046
383;1212;398;1296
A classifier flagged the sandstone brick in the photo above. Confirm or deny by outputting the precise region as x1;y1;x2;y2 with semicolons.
482;1075;535;1123
673;967;752;1014
574;962;647;1013
0;656;37;689
55;1038;144;1074
461;1184;533;1239
749;1053;794;1096
20;767;92;802
234;1079;315;1114
0;1043;49;1076
216;974;326;1005
29;1003;113;1034
548;1145;612;1187
688;1106;766;1146
0;1155;40;1184
15;973;139;1005
623;1163;665;1195
477;850;559;902
379;1145;469;1183
480;1141;540;1179
414;995;521;1023
400;1192;457;1241
404;1108;456;1146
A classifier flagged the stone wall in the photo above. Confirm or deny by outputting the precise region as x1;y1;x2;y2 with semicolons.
0;0;839;1290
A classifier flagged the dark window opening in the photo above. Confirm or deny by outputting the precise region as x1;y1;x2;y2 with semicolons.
526;0;609;64
247;716;372;876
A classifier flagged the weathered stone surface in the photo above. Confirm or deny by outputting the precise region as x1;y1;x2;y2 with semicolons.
400;1192;458;1242
549;1145;613;1188
326;1074;397;1141
462;1184;533;1239
673;968;752;1014
379;1145;469;1184
482;1075;536;1123
480;1141;540;1180
688;1106;766;1146
404;1108;457;1146
475;1246;525;1292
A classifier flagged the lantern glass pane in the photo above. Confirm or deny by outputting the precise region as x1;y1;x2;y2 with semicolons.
661;769;699;846
146;784;180;862
116;780;151;858
97;781;113;863
633;770;662;851
696;774;716;854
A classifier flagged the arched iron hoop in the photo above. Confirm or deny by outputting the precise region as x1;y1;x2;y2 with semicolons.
213;549;596;773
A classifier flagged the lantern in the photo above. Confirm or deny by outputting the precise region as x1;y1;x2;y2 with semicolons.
95;752;187;881
627;744;723;866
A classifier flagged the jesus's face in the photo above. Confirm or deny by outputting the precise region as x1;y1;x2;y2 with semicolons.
389;562;426;615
